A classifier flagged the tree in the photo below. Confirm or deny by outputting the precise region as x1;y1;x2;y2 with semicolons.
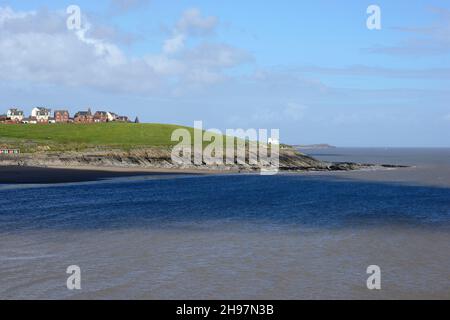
134;117;140;124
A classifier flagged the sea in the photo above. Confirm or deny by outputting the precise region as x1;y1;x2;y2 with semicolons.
0;148;449;299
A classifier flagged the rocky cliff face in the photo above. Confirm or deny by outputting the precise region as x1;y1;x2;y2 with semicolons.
0;147;382;171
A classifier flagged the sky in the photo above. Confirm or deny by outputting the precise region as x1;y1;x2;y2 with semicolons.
0;0;449;147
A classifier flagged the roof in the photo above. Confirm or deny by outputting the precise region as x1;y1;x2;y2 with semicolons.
8;108;24;115
54;110;69;114
75;111;92;116
35;107;51;112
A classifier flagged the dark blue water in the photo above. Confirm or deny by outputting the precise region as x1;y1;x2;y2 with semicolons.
2;149;450;299
1;174;450;232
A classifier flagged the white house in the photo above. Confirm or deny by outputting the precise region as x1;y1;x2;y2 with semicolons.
7;108;24;122
107;112;118;122
31;107;51;122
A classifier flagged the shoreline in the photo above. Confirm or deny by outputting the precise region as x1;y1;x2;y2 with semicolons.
0;163;412;185
0;165;219;184
2;163;445;188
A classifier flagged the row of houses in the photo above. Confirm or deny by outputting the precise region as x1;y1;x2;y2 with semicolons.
0;108;134;124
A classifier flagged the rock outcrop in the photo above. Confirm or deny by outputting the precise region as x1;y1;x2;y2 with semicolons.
0;147;401;172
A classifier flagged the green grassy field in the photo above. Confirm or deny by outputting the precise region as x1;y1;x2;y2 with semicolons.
0;123;197;152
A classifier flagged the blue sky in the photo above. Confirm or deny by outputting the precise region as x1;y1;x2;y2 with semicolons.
0;0;449;146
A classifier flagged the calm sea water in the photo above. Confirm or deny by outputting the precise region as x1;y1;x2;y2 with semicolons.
1;148;450;299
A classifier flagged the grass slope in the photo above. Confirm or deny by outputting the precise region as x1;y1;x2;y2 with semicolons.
0;123;195;152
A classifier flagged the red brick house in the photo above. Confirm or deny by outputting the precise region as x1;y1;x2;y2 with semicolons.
74;109;94;123
94;111;109;123
54;110;70;123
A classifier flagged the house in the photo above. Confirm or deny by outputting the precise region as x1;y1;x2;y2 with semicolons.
74;109;94;123
54;110;70;123
7;108;24;122
31;107;51;123
22;117;37;124
107;112;118;122
115;116;129;122
0;114;16;124
94;111;109;123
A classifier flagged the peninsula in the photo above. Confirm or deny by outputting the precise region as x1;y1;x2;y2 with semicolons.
0;123;398;183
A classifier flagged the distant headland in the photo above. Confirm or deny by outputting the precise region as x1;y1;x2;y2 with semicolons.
294;144;336;150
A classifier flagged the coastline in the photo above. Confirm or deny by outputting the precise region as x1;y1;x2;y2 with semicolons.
0;165;215;184
0;147;385;184
0;148;417;185
0;163;412;185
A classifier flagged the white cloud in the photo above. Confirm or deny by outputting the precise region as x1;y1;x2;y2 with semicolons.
109;0;151;12
0;6;249;94
176;8;218;36
163;8;218;55
0;6;33;25
163;33;185;54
